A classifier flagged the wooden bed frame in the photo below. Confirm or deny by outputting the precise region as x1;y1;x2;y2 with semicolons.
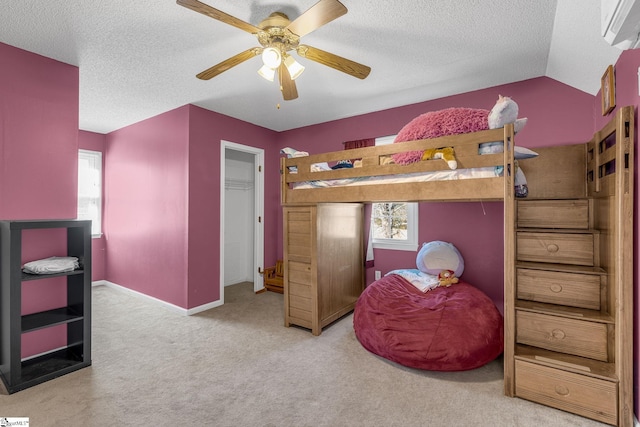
281;125;516;204
279;106;634;426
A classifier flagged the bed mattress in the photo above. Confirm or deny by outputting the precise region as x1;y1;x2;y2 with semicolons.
293;166;499;189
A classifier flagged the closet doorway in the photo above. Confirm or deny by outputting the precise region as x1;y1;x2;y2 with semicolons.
220;141;264;302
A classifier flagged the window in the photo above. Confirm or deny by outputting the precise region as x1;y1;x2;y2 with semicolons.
78;149;102;236
370;136;418;251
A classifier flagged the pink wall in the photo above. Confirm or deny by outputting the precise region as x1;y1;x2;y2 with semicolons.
104;106;191;307
276;77;595;305
0;42;80;357
78;130;106;282
592;48;640;418
0;43;79;220
103;105;277;308
185;105;278;307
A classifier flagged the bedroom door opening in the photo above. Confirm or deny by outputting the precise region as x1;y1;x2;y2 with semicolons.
220;141;264;303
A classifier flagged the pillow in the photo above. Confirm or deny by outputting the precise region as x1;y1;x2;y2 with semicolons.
416;241;464;277
392;107;489;165
515;146;538;159
478;142;539;159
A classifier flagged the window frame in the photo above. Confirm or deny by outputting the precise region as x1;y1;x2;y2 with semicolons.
370;135;419;252
77;149;103;238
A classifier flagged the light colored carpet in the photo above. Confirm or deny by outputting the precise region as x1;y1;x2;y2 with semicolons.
0;282;606;426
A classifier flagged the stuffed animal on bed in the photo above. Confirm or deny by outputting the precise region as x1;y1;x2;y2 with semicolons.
437;269;459;287
488;95;528;132
391;96;528;165
421;147;457;170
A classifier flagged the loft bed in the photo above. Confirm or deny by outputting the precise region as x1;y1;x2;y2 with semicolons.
279;105;635;426
280;122;519;338
280;125;516;205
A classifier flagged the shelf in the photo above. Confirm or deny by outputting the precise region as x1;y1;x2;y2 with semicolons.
0;219;92;394
3;219;89;230
22;307;83;333
21;269;84;282
15;347;89;393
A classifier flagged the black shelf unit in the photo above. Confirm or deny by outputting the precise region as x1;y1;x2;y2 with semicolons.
0;219;92;394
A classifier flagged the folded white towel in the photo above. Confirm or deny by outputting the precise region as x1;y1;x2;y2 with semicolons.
23;256;79;274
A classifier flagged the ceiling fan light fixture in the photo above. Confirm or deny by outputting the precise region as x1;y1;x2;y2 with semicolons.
284;55;305;80
258;64;276;81
261;47;282;69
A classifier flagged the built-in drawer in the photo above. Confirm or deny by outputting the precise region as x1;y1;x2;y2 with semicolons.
517;199;590;229
516;311;609;361
515;360;617;425
516;231;596;266
517;268;601;310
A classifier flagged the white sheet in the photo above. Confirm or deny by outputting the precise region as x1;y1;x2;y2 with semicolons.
293;166;499;189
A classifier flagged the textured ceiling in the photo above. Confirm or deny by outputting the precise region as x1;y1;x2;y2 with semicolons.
0;0;624;134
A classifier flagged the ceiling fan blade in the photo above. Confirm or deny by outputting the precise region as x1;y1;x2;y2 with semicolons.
297;45;371;79
285;0;347;37
196;48;261;80
177;0;261;34
278;63;298;101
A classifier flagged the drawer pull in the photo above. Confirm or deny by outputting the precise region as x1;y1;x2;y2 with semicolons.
549;284;563;293
546;244;559;253
550;329;566;340
554;385;570;396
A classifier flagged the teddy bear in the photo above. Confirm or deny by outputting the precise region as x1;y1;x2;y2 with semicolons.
421;147;457;170
437;269;459;287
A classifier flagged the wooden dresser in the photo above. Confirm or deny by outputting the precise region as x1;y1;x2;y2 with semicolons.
283;203;364;336
283;203;364;335
506;107;634;426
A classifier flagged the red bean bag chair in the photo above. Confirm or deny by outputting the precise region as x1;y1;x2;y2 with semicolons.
353;274;503;371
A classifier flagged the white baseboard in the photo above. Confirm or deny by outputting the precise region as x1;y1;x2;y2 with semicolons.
635;414;639;427
92;280;223;315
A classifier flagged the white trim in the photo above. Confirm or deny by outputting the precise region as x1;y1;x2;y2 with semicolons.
371;202;419;252
635;414;639;427
78;149;103;236
94;280;222;316
220;141;265;303
91;280;109;287
375;135;396;145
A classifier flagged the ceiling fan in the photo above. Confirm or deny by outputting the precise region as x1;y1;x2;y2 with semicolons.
177;0;371;101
